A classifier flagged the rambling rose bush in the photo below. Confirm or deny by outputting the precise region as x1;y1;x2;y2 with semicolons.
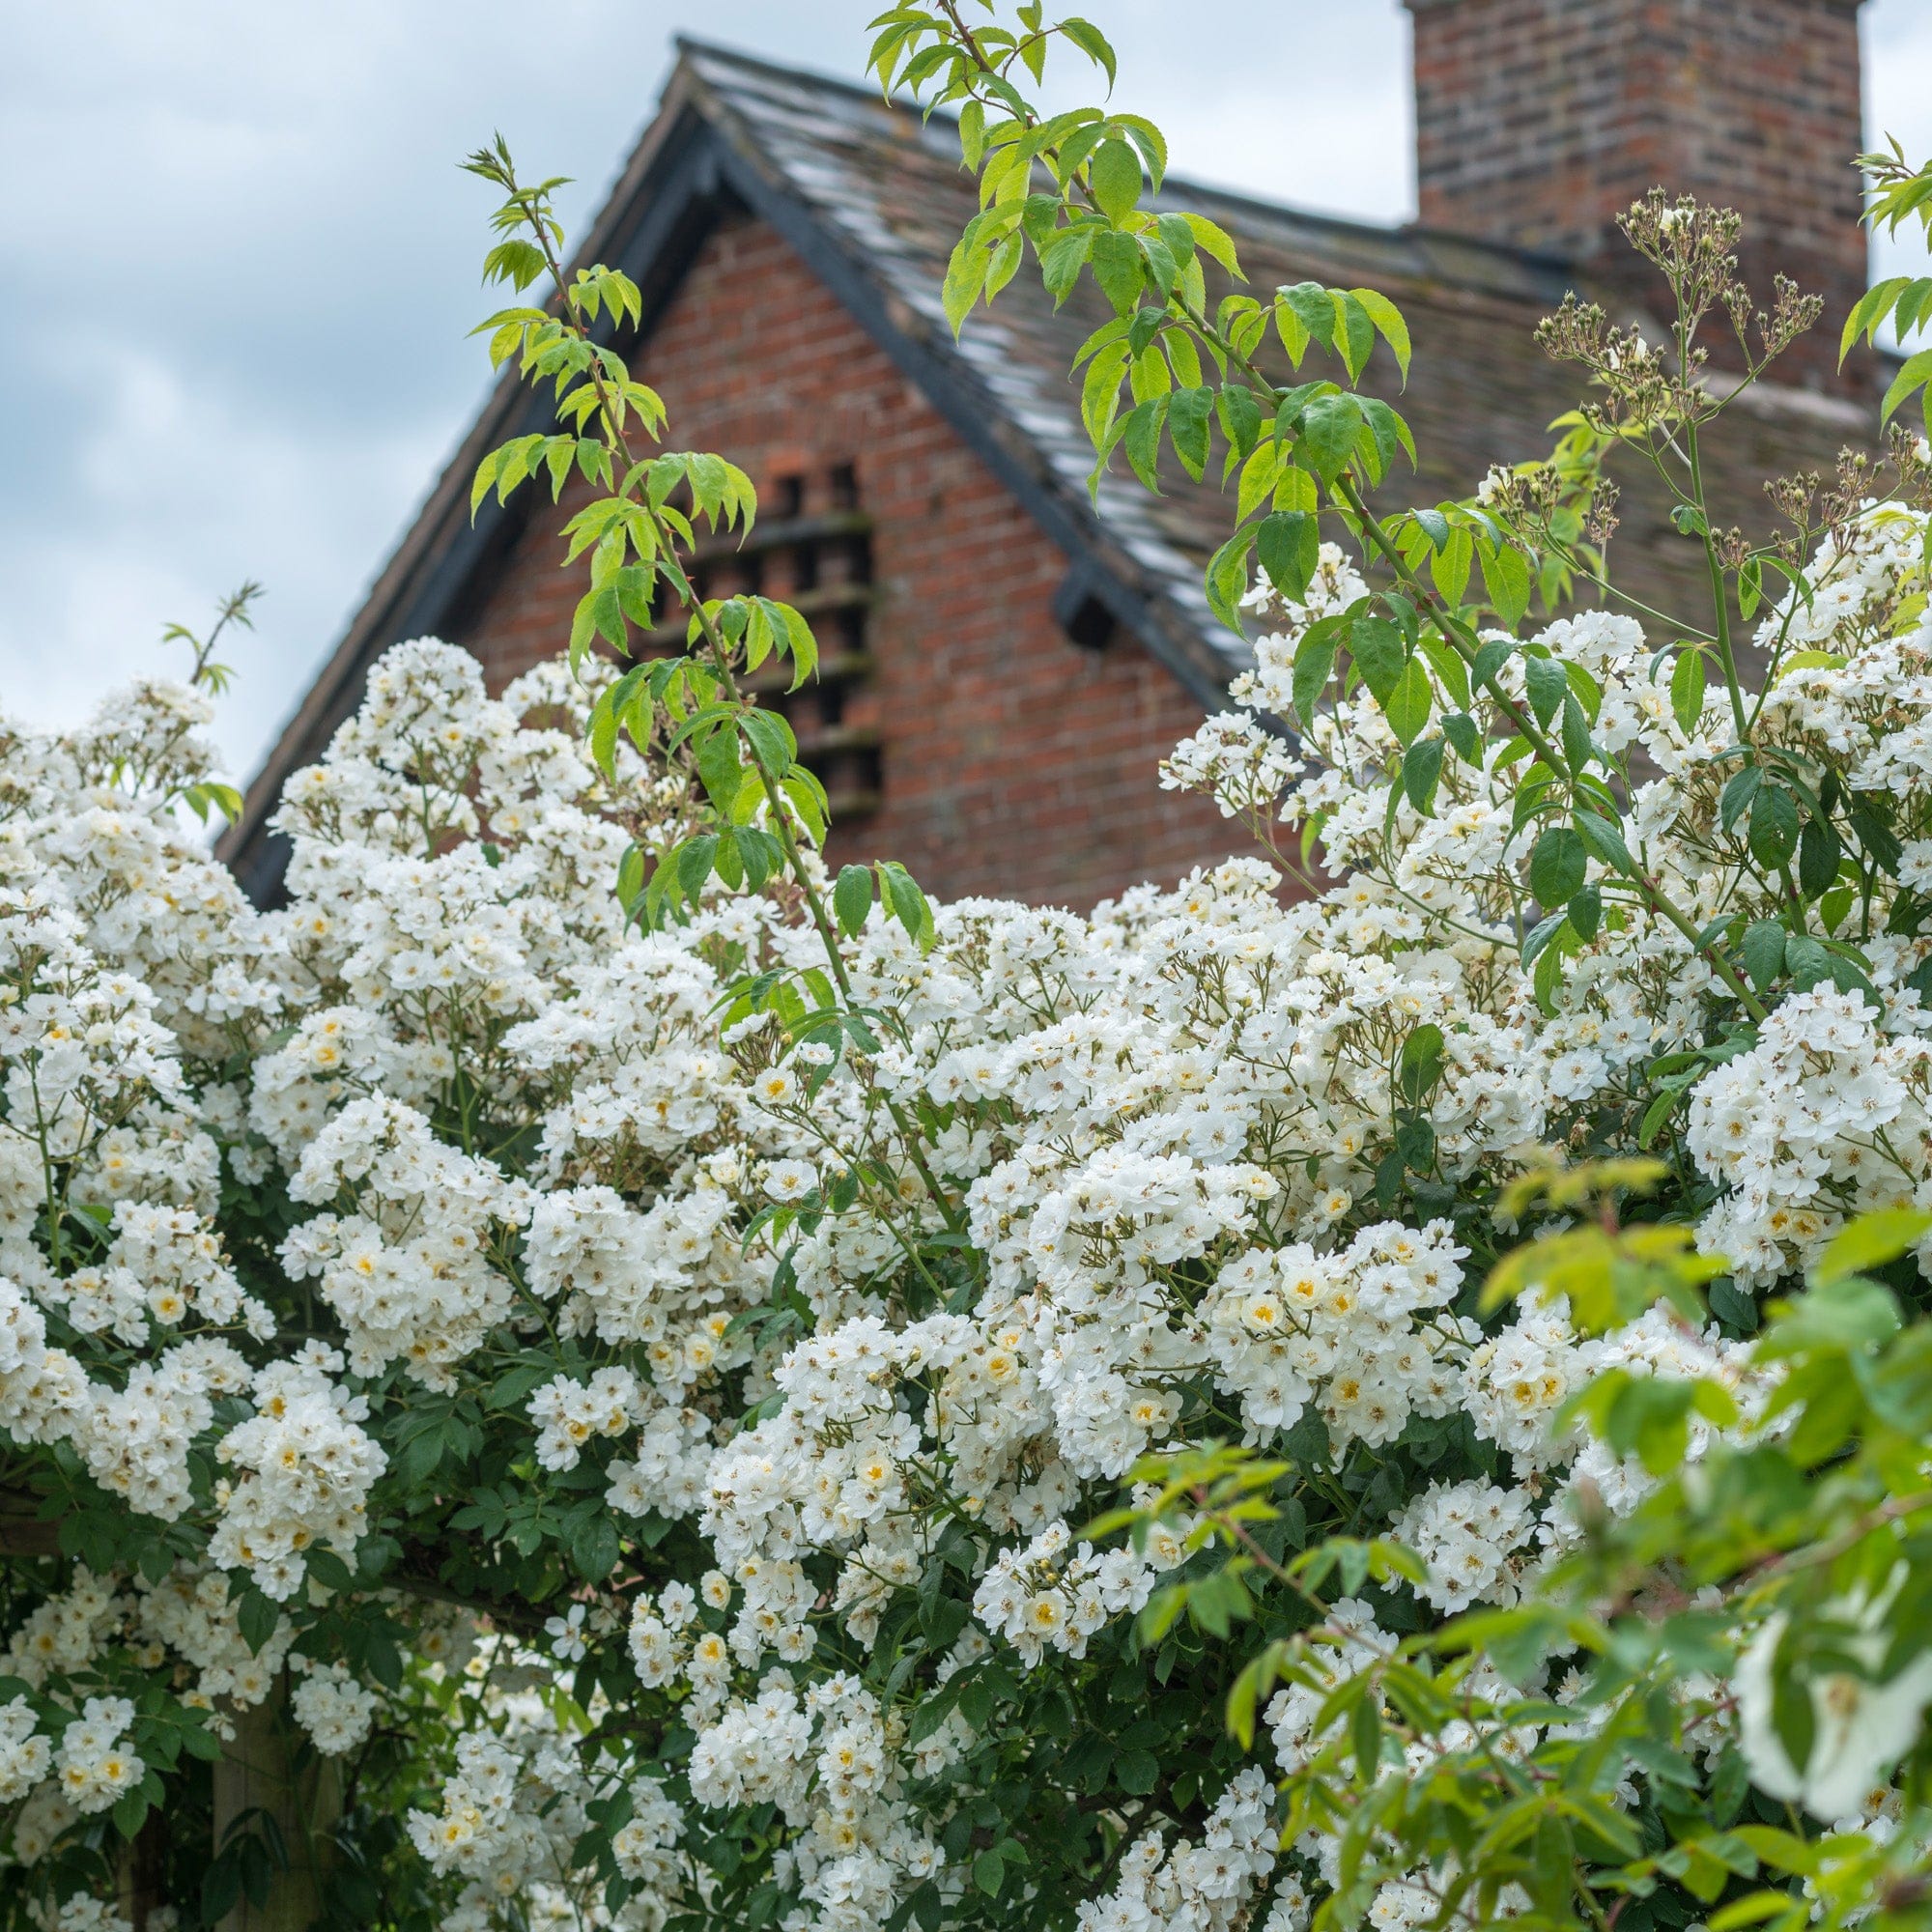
6;9;1932;1931
1;508;1929;1927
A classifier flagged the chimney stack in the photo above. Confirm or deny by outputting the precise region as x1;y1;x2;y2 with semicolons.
1405;0;1870;391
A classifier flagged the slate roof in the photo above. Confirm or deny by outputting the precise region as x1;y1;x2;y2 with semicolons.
667;41;1577;671
221;39;1879;899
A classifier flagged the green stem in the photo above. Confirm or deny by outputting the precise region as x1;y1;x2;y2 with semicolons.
519;206;963;1229
1684;416;1751;741
1539;536;1718;643
930;22;1777;1026
1336;478;1770;1018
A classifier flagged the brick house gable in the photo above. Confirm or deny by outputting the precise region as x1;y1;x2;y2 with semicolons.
222;32;1886;908
458;208;1234;902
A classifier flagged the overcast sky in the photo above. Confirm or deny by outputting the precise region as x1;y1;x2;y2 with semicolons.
6;0;1932;783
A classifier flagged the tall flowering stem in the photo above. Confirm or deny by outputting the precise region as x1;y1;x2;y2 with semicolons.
462;141;961;1226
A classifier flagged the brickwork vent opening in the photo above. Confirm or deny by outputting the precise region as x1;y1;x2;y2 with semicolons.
1052;564;1118;651
652;462;881;820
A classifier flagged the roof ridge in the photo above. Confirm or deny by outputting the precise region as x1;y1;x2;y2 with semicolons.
670;33;895;110
670;35;1576;280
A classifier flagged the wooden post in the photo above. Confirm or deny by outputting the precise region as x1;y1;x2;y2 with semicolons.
115;1812;168;1930
211;1676;343;1932
0;1497;59;1558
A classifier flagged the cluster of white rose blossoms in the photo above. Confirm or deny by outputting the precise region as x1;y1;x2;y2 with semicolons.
2;494;1931;1930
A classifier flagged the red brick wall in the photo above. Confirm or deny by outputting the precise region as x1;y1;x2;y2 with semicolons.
1406;0;1868;389
457;209;1247;908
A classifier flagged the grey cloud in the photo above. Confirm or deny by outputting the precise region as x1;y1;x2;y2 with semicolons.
0;0;1924;777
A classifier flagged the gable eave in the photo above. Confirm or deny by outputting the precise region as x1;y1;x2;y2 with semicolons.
217;96;733;897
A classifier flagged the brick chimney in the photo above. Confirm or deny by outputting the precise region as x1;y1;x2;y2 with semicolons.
1405;0;1870;391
